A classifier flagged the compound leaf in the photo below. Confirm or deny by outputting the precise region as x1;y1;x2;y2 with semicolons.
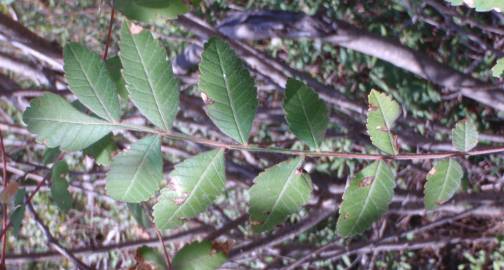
115;0;189;23
50;161;73;212
337;160;395;237
106;135;163;203
199;37;257;144
283;78;329;150
64;43;121;122
366;90;400;155
249;157;312;232
153;149;225;230
120;23;180;130
172;241;227;270
23;93;117;151
452;119;478;152
424;159;463;210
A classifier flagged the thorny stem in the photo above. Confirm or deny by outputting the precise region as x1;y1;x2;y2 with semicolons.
118;123;504;161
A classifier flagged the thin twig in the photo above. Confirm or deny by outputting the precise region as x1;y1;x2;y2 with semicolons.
102;0;115;60
0;130;7;268
26;200;91;270
0;174;49;241
155;228;172;270
118;122;504;161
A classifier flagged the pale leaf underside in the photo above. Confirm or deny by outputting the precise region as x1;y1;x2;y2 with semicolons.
452;119;479;152
153;149;226;230
106;135;163;203
22;93;117;151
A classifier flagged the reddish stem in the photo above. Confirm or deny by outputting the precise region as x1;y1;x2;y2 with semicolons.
102;0;116;60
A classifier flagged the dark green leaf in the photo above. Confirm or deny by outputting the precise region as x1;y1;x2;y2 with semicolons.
43;147;60;165
10;188;26;237
119;23;180;130
83;133;117;166
199;37;258;144
50;161;73;212
106;56;128;99
283;78;329;149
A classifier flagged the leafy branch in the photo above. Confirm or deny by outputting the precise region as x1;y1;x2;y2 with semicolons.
19;16;503;269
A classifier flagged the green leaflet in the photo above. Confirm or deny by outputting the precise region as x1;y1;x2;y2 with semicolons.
64;43;121;122
199;37;258;144
366;89;400;155
50;161;73;212
10;188;26;237
136;246;168;270
83;133;117;166
337;160;395;237
172;241;227;270
452;119;479;152
43;147;60;165
283;78;329;150
424;159;463;210
249;157;312;232
128;203;152;228
115;0;189;23
105;56;128;99
446;0;504;12
106;135;163;203
153;149;225;230
23;93;117;151
119;23;180;130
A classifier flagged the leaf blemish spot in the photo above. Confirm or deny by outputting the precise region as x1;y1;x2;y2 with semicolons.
129;23;143;35
359;176;374;187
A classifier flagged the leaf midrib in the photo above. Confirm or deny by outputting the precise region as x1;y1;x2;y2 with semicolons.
68;45;115;122
260;158;303;230
295;87;319;149
129;32;169;130
350;160;383;235
374;93;397;155
437;159;454;203
121;137;158;201
214;44;246;144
